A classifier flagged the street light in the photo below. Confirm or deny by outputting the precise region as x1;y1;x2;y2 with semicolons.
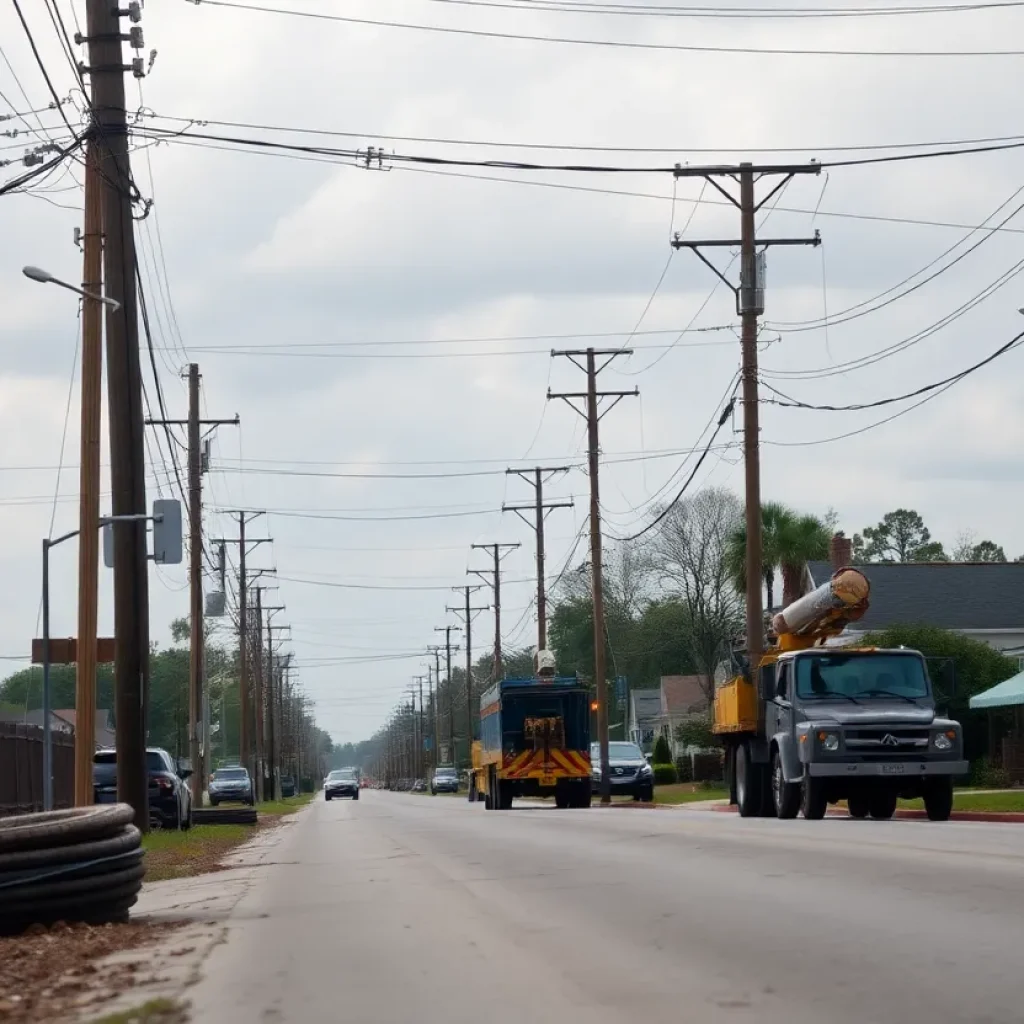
22;265;121;311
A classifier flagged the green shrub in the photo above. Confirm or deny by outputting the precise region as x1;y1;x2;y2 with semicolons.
653;763;678;785
675;756;693;783
970;757;1012;789
652;735;672;764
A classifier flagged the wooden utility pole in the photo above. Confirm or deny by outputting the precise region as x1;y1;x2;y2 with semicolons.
147;373;236;806
212;513;269;785
470;543;520;683
435;626;461;768
84;0;150;830
550;348;638;805
448;586;488;766
503;467;573;652
669;160;821;684
74;141;103;808
266;618;288;799
426;646;444;761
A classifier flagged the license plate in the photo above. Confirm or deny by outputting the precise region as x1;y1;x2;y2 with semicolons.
97;792;117;803
881;764;905;775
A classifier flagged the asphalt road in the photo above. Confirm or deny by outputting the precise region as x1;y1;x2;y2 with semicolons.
187;791;1024;1023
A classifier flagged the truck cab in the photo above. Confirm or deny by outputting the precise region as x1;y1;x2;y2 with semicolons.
763;646;966;820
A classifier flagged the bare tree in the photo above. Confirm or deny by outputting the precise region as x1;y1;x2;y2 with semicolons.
644;488;744;705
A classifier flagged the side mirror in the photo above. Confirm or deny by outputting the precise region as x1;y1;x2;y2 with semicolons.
178;768;193;780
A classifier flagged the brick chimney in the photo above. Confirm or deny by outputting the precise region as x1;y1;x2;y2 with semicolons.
830;531;853;570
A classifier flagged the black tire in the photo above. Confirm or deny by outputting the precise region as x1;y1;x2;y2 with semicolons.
847;794;870;819
801;776;828;820
727;745;738;806
209;798;219;807
353;791;360;801
498;781;513;810
484;769;495;810
735;743;764;818
923;778;953;821
869;790;898;820
325;793;332;801
555;791;568;809
772;750;801;819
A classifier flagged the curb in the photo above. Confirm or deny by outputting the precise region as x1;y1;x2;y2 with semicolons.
709;804;1024;823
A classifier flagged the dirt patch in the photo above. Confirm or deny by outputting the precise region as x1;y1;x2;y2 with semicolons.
0;919;185;1022
89;997;188;1023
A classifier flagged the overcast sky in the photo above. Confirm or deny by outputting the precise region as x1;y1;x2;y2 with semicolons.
2;0;1023;744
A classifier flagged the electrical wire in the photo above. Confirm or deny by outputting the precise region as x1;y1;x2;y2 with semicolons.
188;0;1024;57
611;390;739;543
132;122;1024;172
142;111;1024;158
762;326;1024;411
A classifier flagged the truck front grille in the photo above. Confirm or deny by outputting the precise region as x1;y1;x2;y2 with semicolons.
844;728;930;758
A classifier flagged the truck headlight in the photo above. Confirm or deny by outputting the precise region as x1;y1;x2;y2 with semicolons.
639;763;653;776
818;731;840;752
932;731;955;751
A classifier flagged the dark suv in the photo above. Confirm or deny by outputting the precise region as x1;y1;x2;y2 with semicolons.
325;768;360;800
93;747;193;830
590;741;655;802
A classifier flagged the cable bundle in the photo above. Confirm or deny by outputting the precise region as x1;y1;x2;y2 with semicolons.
0;805;144;935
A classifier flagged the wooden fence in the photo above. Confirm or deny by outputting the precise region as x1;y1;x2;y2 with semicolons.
0;721;75;816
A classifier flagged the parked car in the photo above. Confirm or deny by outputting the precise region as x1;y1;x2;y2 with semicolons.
590;741;655;802
430;766;459;794
325;768;360;801
280;775;296;798
93;747;193;830
209;765;254;806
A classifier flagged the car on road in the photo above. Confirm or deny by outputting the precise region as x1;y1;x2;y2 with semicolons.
430;766;459;794
93;747;193;830
209;765;254;806
325;768;360;801
590;741;655;802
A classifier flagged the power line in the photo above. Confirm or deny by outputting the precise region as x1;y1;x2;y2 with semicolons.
142;111;1024;157
383;0;1024;18
132;122;1024;172
762;327;1024;411
187;0;1024;57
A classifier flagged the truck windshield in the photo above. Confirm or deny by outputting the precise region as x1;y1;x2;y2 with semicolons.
795;653;930;701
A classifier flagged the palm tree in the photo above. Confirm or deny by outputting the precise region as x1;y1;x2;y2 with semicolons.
725;503;830;610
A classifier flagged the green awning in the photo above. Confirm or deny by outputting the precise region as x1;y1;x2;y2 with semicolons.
969;671;1024;710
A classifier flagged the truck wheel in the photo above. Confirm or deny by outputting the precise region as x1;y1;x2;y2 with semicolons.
801;776;828;820
772;750;800;819
726;745;738;806
923;778;953;821
869;790;898;820
735;743;764;818
467;783;476;803
847;794;869;819
498;781;513;810
555;791;568;809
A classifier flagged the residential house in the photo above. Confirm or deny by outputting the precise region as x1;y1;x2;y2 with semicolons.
806;534;1024;667
0;707;115;748
628;677;710;757
653;675;710;759
628;689;661;751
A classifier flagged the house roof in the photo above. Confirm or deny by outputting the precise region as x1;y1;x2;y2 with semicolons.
631;688;662;723
0;708;115;746
659;675;707;716
806;560;1024;632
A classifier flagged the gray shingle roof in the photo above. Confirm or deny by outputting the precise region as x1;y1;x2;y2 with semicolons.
806;561;1024;631
631;688;662;722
